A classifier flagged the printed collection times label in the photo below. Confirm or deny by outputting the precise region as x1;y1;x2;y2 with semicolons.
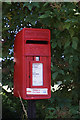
26;88;48;95
32;63;43;86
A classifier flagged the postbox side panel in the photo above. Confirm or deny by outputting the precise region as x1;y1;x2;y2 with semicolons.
14;30;25;98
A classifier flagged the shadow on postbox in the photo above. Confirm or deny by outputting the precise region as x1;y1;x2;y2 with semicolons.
14;28;51;100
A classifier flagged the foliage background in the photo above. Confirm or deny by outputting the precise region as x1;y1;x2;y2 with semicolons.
2;2;80;119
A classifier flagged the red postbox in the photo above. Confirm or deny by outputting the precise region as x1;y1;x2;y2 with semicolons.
14;28;51;100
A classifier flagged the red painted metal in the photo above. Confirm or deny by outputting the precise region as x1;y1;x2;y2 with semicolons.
14;28;51;100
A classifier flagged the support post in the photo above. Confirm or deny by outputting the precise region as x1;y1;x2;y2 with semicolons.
27;100;36;120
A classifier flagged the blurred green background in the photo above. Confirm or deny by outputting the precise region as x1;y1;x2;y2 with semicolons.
2;2;80;119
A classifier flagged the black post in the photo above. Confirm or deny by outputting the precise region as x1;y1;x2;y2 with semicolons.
27;100;36;120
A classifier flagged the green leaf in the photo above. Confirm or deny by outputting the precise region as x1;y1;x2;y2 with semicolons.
51;42;57;48
52;72;58;80
64;40;71;49
32;3;40;8
63;23;70;30
65;19;71;23
38;11;50;19
28;5;33;11
57;40;61;48
6;2;11;4
23;3;27;7
59;70;64;75
47;107;56;111
69;56;73;64
69;29;74;37
39;14;47;18
72;37;78;49
43;3;49;7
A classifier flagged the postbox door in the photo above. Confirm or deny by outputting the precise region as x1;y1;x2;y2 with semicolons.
26;56;51;97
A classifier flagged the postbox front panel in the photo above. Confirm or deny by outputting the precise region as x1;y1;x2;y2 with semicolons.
26;56;51;99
